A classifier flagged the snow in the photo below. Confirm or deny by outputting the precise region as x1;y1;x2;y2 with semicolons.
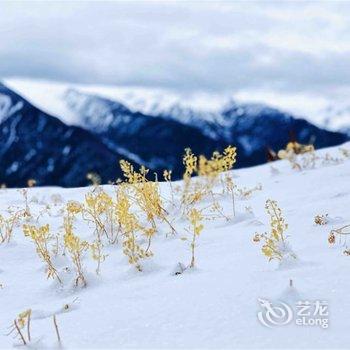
1;114;22;156
3;78;350;135
0;94;23;124
3;78;227;125
1;143;350;348
234;89;350;134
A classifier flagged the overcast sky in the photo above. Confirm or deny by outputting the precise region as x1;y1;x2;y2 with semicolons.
1;1;350;99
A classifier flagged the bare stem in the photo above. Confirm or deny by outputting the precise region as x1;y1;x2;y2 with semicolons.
53;315;61;345
27;313;31;342
190;233;196;268
14;320;26;345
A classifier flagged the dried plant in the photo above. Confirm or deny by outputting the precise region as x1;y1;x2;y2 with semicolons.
209;196;230;221
183;148;198;180
116;186;152;271
343;248;350;256
23;224;62;283
90;239;108;275
53;314;61;345
86;172;101;187
181;146;237;214
8;309;64;346
188;208;204;268
314;214;328;226
278;141;316;170
198;146;237;185
7;309;32;345
83;191;114;239
0;209;23;244
327;225;350;245
63;218;89;287
236;183;262;200
223;173;236;216
163;169;175;206
182;148;198;206
19;189;32;219
253;199;295;262
120;160;148;183
321;153;343;166
120;160;175;235
278;142;350;171
339;147;350;159
67;200;107;275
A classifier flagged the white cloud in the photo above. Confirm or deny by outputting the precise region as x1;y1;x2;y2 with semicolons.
0;1;349;99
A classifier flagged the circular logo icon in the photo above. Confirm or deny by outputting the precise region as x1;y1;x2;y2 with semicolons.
257;298;293;327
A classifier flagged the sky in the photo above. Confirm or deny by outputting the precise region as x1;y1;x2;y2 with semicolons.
1;1;350;111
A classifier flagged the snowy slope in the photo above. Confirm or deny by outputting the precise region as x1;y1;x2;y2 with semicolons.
1;143;350;348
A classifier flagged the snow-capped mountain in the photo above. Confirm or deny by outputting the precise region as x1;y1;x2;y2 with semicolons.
63;88;225;174
5;78;350;135
317;104;350;135
0;84;140;187
0;92;23;123
1;78;349;187
60;88;348;173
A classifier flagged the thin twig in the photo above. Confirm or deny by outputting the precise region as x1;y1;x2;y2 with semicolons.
27;312;31;342
14;320;26;345
53;315;61;345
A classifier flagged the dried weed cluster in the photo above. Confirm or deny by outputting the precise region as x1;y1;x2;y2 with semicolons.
278;142;349;170
2;142;347;290
253;199;296;262
0;145;250;288
3;141;350;349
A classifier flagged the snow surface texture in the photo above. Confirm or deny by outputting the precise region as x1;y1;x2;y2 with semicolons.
1;143;350;348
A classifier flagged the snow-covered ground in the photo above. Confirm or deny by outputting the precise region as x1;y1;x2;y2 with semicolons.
1;143;350;348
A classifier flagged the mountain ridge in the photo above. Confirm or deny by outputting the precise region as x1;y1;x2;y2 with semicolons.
0;83;141;187
0;80;349;187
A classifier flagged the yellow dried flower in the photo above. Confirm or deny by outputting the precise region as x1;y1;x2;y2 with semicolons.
188;208;204;268
116;187;152;271
23;224;62;283
67;200;82;215
254;199;294;262
64;227;89;287
183;148;198;179
119;160;148;183
17;309;31;329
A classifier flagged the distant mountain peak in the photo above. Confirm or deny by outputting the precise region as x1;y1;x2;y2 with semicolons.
0;83;141;187
1;79;349;187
